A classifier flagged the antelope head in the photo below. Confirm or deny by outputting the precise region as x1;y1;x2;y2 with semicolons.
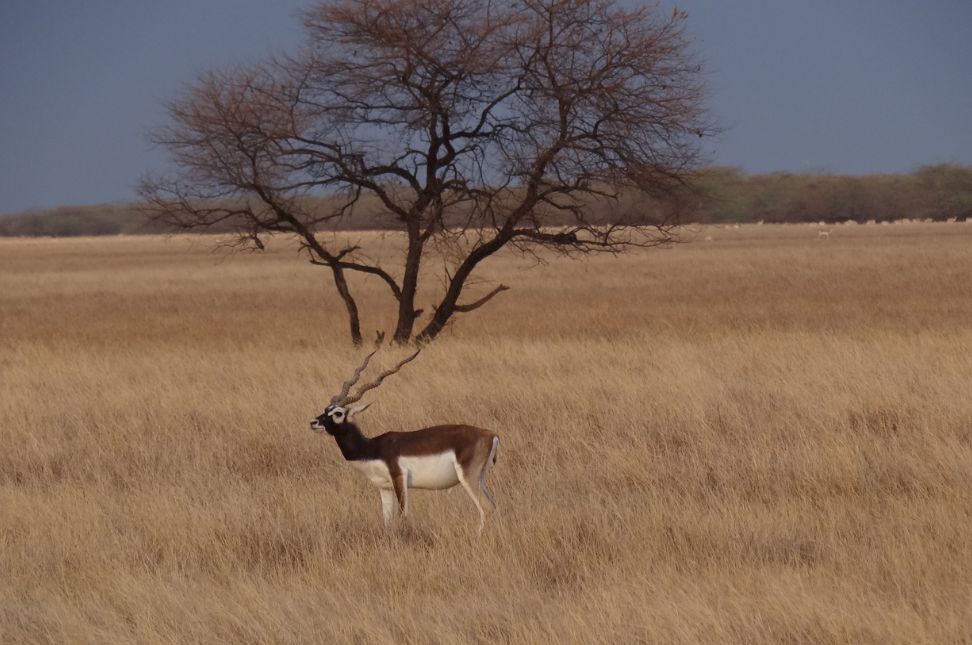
310;347;421;435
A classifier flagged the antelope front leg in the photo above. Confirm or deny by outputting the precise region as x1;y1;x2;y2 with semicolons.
392;472;409;519
379;488;397;526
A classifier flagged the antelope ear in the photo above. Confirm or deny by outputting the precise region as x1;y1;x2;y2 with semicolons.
346;402;373;419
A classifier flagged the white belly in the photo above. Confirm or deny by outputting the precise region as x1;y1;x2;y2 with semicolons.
399;452;460;490
349;459;392;487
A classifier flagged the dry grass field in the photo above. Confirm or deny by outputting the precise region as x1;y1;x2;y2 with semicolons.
2;223;971;644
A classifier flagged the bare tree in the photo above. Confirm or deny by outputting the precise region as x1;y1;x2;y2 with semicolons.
140;0;711;345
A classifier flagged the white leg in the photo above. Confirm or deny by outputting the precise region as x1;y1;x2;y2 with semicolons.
380;488;397;526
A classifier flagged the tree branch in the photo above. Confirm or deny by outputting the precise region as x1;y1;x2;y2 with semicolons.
310;258;403;301
453;284;510;313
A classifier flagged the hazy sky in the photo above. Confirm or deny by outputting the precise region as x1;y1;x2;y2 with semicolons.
1;0;970;214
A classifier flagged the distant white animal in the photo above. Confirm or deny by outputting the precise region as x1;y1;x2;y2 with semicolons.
817;230;832;239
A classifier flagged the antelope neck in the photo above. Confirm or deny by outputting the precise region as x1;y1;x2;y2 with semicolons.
332;423;379;462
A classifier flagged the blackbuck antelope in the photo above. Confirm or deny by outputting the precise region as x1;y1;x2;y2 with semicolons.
310;348;499;531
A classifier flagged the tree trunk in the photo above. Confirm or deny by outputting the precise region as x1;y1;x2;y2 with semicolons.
330;265;363;346
415;253;475;343
415;232;512;343
416;271;470;342
392;233;423;344
414;303;451;344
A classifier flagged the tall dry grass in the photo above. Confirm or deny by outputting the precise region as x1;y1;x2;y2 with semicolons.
1;223;971;644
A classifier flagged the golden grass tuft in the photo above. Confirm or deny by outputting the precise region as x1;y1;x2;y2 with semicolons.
2;223;971;643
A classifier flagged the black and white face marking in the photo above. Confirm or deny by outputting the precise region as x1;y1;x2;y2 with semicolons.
310;404;347;434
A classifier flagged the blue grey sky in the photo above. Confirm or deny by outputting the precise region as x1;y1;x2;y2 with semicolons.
1;0;970;214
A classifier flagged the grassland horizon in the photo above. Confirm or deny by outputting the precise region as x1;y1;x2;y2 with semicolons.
2;223;971;643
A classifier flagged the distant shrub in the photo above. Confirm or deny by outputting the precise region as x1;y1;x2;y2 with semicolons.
0;204;142;237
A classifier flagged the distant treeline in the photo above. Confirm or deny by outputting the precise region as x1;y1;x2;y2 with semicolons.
683;163;972;224
0;203;160;237
2;164;970;237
